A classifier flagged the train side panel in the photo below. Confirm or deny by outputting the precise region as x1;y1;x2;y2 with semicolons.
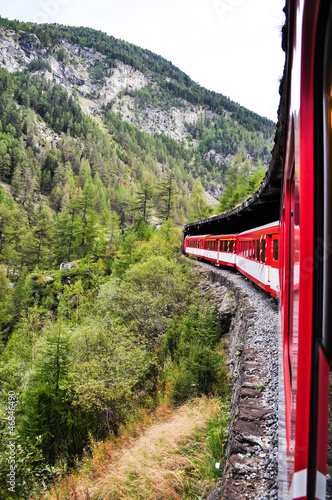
237;222;279;297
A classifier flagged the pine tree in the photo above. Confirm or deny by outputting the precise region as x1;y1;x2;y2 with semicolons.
131;179;154;224
26;205;54;269
76;184;97;258
157;169;178;221
188;180;213;222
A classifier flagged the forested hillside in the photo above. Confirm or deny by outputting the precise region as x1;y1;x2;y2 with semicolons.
0;16;276;499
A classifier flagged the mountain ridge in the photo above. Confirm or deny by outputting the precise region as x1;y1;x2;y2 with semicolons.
0;17;275;228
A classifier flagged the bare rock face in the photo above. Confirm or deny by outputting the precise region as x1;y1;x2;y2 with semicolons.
0;27;223;152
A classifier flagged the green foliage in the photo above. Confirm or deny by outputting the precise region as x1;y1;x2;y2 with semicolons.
26;59;51;73
101;253;193;345
188;179;215;222
0;207;232;497
162;305;229;403
219;154;266;211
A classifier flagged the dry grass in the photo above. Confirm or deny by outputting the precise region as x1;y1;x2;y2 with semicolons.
44;397;224;500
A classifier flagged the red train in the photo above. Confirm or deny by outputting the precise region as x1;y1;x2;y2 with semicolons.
183;0;332;498
183;221;280;297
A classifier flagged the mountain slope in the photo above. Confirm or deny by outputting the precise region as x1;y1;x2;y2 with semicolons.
0;17;276;239
0;18;274;165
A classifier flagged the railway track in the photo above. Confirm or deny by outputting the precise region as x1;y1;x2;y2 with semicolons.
192;261;279;499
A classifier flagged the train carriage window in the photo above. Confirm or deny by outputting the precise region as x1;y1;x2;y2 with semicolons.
273;240;279;261
256;240;260;261
261;239;266;263
252;241;255;260
229;240;234;253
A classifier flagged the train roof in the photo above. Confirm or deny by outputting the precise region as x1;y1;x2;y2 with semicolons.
238;220;279;236
185;233;237;239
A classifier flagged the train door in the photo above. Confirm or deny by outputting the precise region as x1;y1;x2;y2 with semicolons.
216;239;220;265
311;1;332;496
285;166;297;462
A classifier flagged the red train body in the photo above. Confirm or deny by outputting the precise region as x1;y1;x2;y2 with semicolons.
183;221;280;297
183;1;332;497
279;0;331;498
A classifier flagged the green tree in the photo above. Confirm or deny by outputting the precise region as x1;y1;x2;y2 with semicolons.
27;205;54;269
19;321;81;464
157;169;178;221
131;179;154;224
76;184;97;258
188;180;214;222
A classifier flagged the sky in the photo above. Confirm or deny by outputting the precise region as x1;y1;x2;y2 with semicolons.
0;0;286;121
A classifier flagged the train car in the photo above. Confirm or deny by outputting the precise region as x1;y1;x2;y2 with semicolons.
183;234;207;260
183;233;237;267
204;234;237;267
237;221;279;297
278;0;332;498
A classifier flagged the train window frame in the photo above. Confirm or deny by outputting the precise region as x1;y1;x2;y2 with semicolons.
273;239;279;262
261;239;266;263
256;240;260;262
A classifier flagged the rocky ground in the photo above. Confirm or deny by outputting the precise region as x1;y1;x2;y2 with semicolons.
192;261;279;500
